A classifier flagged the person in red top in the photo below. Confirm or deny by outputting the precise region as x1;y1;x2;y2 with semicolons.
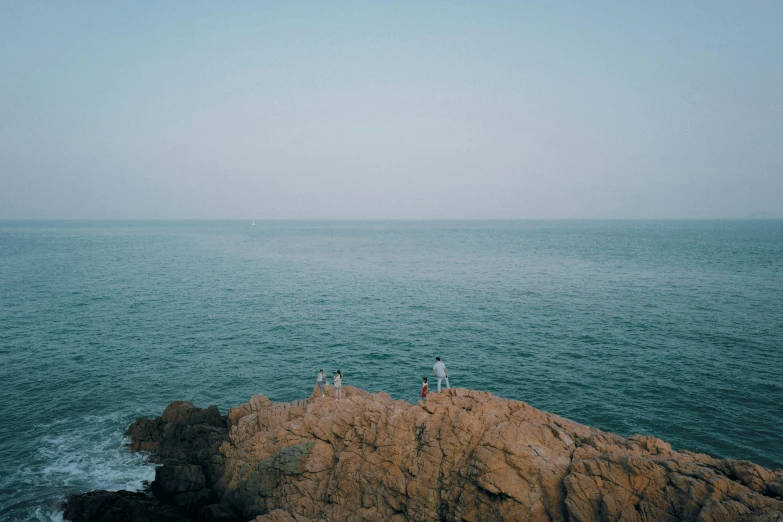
421;377;428;398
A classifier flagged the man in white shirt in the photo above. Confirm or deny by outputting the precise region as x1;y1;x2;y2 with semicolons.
432;357;450;393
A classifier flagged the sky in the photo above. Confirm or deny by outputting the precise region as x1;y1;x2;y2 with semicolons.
1;2;781;219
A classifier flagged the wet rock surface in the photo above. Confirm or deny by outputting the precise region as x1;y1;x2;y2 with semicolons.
65;387;783;521
63;490;193;522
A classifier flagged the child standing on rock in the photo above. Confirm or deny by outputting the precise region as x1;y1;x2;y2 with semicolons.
421;377;428;398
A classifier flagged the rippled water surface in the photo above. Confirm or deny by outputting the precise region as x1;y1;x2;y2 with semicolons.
1;220;782;520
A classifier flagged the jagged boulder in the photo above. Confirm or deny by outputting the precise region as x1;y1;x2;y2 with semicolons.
126;401;226;460
127;401;231;517
228;394;274;428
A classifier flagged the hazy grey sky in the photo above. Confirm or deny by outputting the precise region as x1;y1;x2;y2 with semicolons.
1;2;781;219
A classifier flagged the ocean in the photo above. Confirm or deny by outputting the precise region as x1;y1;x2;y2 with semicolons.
1;220;781;520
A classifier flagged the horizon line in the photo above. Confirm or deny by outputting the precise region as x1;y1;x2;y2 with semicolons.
1;217;780;222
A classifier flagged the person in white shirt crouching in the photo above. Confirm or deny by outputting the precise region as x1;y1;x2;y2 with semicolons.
432;357;450;392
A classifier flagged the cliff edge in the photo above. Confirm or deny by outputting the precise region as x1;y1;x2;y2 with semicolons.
64;386;783;521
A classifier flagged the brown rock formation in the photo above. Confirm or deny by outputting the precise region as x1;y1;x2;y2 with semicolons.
67;387;783;522
217;387;783;521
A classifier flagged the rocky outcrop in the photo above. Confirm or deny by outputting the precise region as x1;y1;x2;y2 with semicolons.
66;387;783;522
122;400;233;520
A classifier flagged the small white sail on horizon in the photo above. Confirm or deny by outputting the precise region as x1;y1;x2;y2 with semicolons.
252;220;256;226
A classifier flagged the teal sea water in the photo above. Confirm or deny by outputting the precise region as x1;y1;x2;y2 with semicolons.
1;220;782;520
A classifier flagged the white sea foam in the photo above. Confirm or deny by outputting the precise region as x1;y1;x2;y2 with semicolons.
34;421;155;492
30;507;65;522
1;413;155;520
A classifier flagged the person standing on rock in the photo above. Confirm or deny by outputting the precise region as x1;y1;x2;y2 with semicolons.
333;370;342;400
433;357;450;392
316;369;327;398
421;377;428;398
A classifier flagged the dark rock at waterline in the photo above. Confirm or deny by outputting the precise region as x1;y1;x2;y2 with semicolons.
151;462;218;513
63;490;193;522
64;489;239;522
153;463;206;497
127;401;230;516
128;401;227;478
